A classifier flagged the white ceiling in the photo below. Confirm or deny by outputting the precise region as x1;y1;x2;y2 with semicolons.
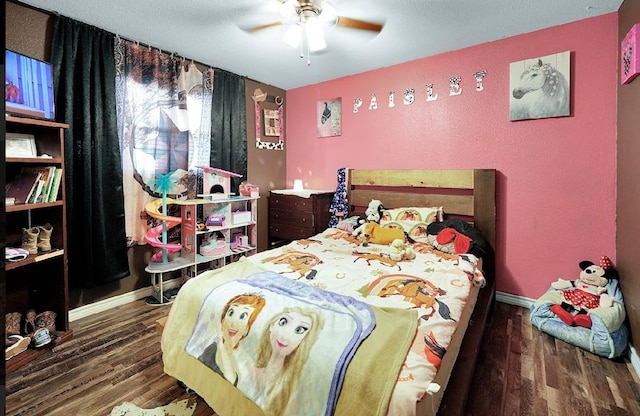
17;0;623;90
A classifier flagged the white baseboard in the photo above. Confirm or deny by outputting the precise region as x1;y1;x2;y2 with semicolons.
630;346;640;381
68;278;181;322
495;291;535;308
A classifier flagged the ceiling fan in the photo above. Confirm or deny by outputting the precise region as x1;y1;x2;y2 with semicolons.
249;0;383;59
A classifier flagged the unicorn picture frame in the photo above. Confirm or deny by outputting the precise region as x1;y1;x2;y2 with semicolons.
509;51;571;121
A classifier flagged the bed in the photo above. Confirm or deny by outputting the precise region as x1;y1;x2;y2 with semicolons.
160;168;496;416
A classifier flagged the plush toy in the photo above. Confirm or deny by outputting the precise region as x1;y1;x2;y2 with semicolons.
335;215;363;233
358;222;404;245
388;238;416;261
549;256;619;329
352;199;386;240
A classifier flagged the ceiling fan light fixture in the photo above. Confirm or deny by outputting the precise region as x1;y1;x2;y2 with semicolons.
305;18;326;51
319;2;337;25
283;24;303;48
279;0;299;23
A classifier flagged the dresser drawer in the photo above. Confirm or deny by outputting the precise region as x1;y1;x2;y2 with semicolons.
270;194;313;212
270;208;314;227
269;223;315;240
268;191;334;246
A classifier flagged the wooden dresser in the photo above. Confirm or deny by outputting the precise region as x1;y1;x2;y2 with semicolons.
268;190;334;247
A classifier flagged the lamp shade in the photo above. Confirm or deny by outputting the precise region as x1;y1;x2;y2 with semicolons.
293;179;304;191
283;24;303;48
305;18;326;51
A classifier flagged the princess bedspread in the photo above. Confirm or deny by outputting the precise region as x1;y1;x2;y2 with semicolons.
162;227;488;415
185;270;379;416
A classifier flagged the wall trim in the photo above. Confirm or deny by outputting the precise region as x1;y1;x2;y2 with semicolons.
69;287;640;381
630;346;640;381
68;279;181;322
495;291;535;308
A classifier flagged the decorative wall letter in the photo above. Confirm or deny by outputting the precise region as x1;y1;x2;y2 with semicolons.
369;94;378;110
353;97;363;113
403;88;415;105
425;84;438;102
473;71;487;91
388;91;395;108
449;77;462;96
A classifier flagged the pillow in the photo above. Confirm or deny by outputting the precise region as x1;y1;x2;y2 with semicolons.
380;206;443;223
379;207;443;240
380;221;430;240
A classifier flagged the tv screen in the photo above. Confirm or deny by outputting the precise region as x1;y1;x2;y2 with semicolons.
5;49;55;120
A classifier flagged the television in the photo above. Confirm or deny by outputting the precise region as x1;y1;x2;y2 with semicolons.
5;49;55;120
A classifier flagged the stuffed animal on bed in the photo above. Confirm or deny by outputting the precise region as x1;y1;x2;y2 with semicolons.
549;256;619;329
388;238;416;261
352;199;386;242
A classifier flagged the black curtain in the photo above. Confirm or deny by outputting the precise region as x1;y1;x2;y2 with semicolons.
210;69;247;192
51;16;130;287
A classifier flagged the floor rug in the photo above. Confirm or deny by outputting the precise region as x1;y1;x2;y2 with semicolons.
110;398;197;416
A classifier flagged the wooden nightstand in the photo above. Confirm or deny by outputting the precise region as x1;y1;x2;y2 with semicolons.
268;190;334;248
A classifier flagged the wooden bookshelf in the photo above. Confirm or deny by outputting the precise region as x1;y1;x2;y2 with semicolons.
5;116;72;372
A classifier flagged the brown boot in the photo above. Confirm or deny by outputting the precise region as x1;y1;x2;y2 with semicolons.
35;311;57;333
22;227;39;255
5;312;22;340
23;309;37;336
37;223;53;252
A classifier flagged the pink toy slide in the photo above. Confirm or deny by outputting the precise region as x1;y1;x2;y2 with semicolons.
144;198;182;262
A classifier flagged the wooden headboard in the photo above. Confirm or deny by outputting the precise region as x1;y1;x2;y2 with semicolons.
347;169;496;251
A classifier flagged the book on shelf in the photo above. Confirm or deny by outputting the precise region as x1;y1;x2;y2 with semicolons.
21;166;57;204
27;178;45;204
5;169;40;205
47;168;63;202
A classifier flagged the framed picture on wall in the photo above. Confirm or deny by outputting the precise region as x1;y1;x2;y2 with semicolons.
509;51;570;121
263;109;280;137
621;23;640;85
317;98;342;138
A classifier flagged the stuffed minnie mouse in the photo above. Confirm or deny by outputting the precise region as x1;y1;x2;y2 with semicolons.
550;256;618;329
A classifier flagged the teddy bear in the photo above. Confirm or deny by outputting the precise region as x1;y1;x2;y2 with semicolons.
549;256;618;329
388;238;416;261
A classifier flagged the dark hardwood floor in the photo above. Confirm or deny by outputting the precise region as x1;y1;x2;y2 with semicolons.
5;300;640;416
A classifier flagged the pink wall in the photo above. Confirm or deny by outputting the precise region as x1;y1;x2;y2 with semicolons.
284;15;618;299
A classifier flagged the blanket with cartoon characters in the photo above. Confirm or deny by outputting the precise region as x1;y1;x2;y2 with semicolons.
184;270;381;416
162;227;488;416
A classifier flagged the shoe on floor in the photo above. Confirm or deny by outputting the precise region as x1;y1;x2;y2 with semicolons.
6;335;31;360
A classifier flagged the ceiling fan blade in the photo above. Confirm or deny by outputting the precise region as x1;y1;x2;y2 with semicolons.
335;16;383;32
249;21;283;33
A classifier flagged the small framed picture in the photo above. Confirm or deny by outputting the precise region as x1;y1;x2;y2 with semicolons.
263;109;280;137
6;133;37;158
621;23;640;85
317;98;342;138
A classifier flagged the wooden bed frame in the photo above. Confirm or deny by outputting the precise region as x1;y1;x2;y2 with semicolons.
348;169;496;415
